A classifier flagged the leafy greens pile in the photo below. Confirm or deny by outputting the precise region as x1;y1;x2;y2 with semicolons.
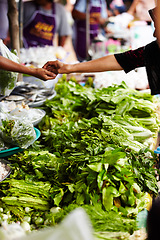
0;78;160;237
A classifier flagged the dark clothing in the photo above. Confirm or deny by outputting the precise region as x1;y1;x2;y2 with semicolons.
115;40;160;95
115;46;145;73
144;41;160;95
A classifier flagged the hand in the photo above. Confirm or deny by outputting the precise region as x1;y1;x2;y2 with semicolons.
32;68;58;80
43;60;67;74
94;16;105;25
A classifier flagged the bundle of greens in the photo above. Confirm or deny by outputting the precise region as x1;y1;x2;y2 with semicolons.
1;179;51;211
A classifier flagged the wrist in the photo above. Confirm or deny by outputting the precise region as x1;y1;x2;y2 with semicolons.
28;67;37;76
66;64;72;74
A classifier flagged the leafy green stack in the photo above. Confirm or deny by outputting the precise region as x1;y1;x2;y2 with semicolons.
0;78;160;236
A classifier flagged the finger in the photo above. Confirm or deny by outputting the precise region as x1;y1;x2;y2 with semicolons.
46;76;57;80
46;70;57;78
50;67;59;74
43;62;50;69
44;65;58;73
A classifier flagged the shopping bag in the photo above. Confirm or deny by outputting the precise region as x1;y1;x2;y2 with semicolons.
0;39;19;96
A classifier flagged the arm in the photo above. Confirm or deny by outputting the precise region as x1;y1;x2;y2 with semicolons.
56;3;72;47
72;9;86;20
43;55;123;74
154;4;160;47
58;36;68;47
72;9;107;25
127;0;140;15
0;55;56;80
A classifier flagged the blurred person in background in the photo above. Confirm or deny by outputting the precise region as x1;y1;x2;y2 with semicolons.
23;0;72;48
72;0;108;61
123;0;155;23
107;0;127;16
107;0;156;31
64;0;75;27
123;0;133;10
0;0;10;47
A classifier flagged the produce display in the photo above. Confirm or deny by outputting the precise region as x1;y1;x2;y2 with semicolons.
0;77;160;239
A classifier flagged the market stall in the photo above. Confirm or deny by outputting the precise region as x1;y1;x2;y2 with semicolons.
0;76;160;240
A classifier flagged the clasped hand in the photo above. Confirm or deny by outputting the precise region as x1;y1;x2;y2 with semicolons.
43;60;67;74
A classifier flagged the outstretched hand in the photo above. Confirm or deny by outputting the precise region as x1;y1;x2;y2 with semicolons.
32;68;57;80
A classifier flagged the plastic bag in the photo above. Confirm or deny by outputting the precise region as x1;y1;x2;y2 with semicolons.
0;111;36;149
19;208;94;240
0;102;46;126
0;223;26;240
0;39;19;96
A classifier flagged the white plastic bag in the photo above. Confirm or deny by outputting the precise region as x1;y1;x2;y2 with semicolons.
0;39;19;96
0;223;26;240
0;111;36;149
19;208;94;240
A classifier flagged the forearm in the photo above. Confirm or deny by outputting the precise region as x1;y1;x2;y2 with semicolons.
127;0;140;15
66;55;123;73
72;9;86;20
155;3;160;47
0;55;34;75
58;36;68;47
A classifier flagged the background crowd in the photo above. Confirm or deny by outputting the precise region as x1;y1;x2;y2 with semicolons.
0;0;156;62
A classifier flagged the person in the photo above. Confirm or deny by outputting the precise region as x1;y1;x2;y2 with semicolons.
146;195;160;240
110;0;155;29
107;0;127;16
43;6;160;95
72;0;108;61
154;0;160;46
0;0;10;47
23;0;72;48
123;0;133;11
0;55;56;81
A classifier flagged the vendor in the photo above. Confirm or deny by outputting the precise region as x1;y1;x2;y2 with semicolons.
23;0;72;48
43;6;160;95
72;0;108;61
